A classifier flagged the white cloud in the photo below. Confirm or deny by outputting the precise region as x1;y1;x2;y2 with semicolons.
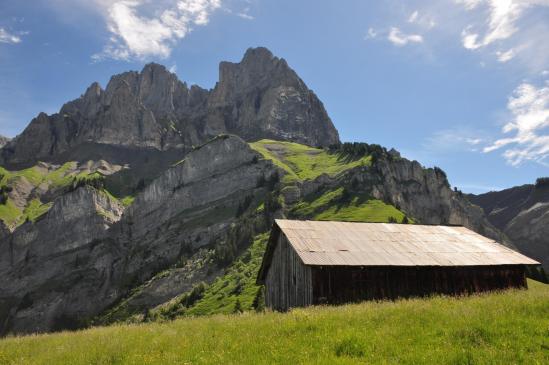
0;28;23;44
236;6;254;20
169;64;177;73
458;0;524;49
456;0;549;68
387;27;423;46
93;0;221;61
408;10;419;23
483;81;549;166
237;12;254;19
365;27;377;39
496;48;515;62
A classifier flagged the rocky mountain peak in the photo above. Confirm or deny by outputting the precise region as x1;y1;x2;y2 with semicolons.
1;47;340;168
214;47;300;101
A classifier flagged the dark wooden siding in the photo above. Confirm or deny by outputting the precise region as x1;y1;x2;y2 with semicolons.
311;265;527;304
264;235;312;311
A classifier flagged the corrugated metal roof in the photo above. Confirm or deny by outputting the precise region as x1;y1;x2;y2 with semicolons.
275;219;539;267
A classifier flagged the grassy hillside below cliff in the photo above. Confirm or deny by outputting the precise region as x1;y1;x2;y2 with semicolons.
0;163;132;229
250;139;371;183
0;280;547;364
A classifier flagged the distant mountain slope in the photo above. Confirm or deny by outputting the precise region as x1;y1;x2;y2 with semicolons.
0;48;339;169
468;178;549;271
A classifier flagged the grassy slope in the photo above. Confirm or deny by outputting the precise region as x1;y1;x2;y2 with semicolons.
250;139;371;183
0;280;547;364
149;234;270;320
0;164;130;227
292;187;408;223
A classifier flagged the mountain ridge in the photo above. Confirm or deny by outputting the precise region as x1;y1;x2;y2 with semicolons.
468;179;549;271
0;47;339;169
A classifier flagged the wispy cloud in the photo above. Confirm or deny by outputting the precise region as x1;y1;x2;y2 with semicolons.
387;27;423;46
236;6;254;20
455;0;549;67
423;128;488;154
495;48;516;62
457;0;524;50
407;10;436;29
92;0;222;61
0;28;24;44
484;80;549;166
366;10;434;47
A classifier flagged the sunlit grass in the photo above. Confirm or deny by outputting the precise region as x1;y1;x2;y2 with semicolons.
250;139;371;183
292;187;408;223
0;280;546;364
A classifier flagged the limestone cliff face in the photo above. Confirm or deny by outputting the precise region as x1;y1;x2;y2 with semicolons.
370;157;504;241
114;135;277;282
0;186;124;334
0;135;277;335
295;155;506;245
0;48;339;168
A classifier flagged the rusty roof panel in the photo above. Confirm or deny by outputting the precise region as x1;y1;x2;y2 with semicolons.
274;219;540;266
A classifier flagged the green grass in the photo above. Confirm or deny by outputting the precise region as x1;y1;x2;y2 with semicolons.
0;199;22;227
0;166;44;186
120;196;135;207
149;234;268;320
44;162;78;187
0;280;547;364
23;199;53;223
292;187;408;223
250;139;371;183
0;163;78;227
0;163;125;227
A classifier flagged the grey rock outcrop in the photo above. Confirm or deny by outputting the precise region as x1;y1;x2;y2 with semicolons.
296;155;508;245
505;202;549;271
208;47;339;146
0;48;339;168
0;186;124;333
469;180;549;270
371;158;504;241
0;135;9;148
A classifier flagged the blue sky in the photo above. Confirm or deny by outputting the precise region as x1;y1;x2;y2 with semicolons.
0;0;548;193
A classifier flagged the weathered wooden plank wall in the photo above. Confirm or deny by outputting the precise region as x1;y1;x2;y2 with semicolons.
264;235;312;311
311;265;527;304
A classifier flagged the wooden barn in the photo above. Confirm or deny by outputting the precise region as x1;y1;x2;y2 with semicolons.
257;219;540;311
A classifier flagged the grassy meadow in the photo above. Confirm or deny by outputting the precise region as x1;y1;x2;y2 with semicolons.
0;280;547;364
250;139;371;183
